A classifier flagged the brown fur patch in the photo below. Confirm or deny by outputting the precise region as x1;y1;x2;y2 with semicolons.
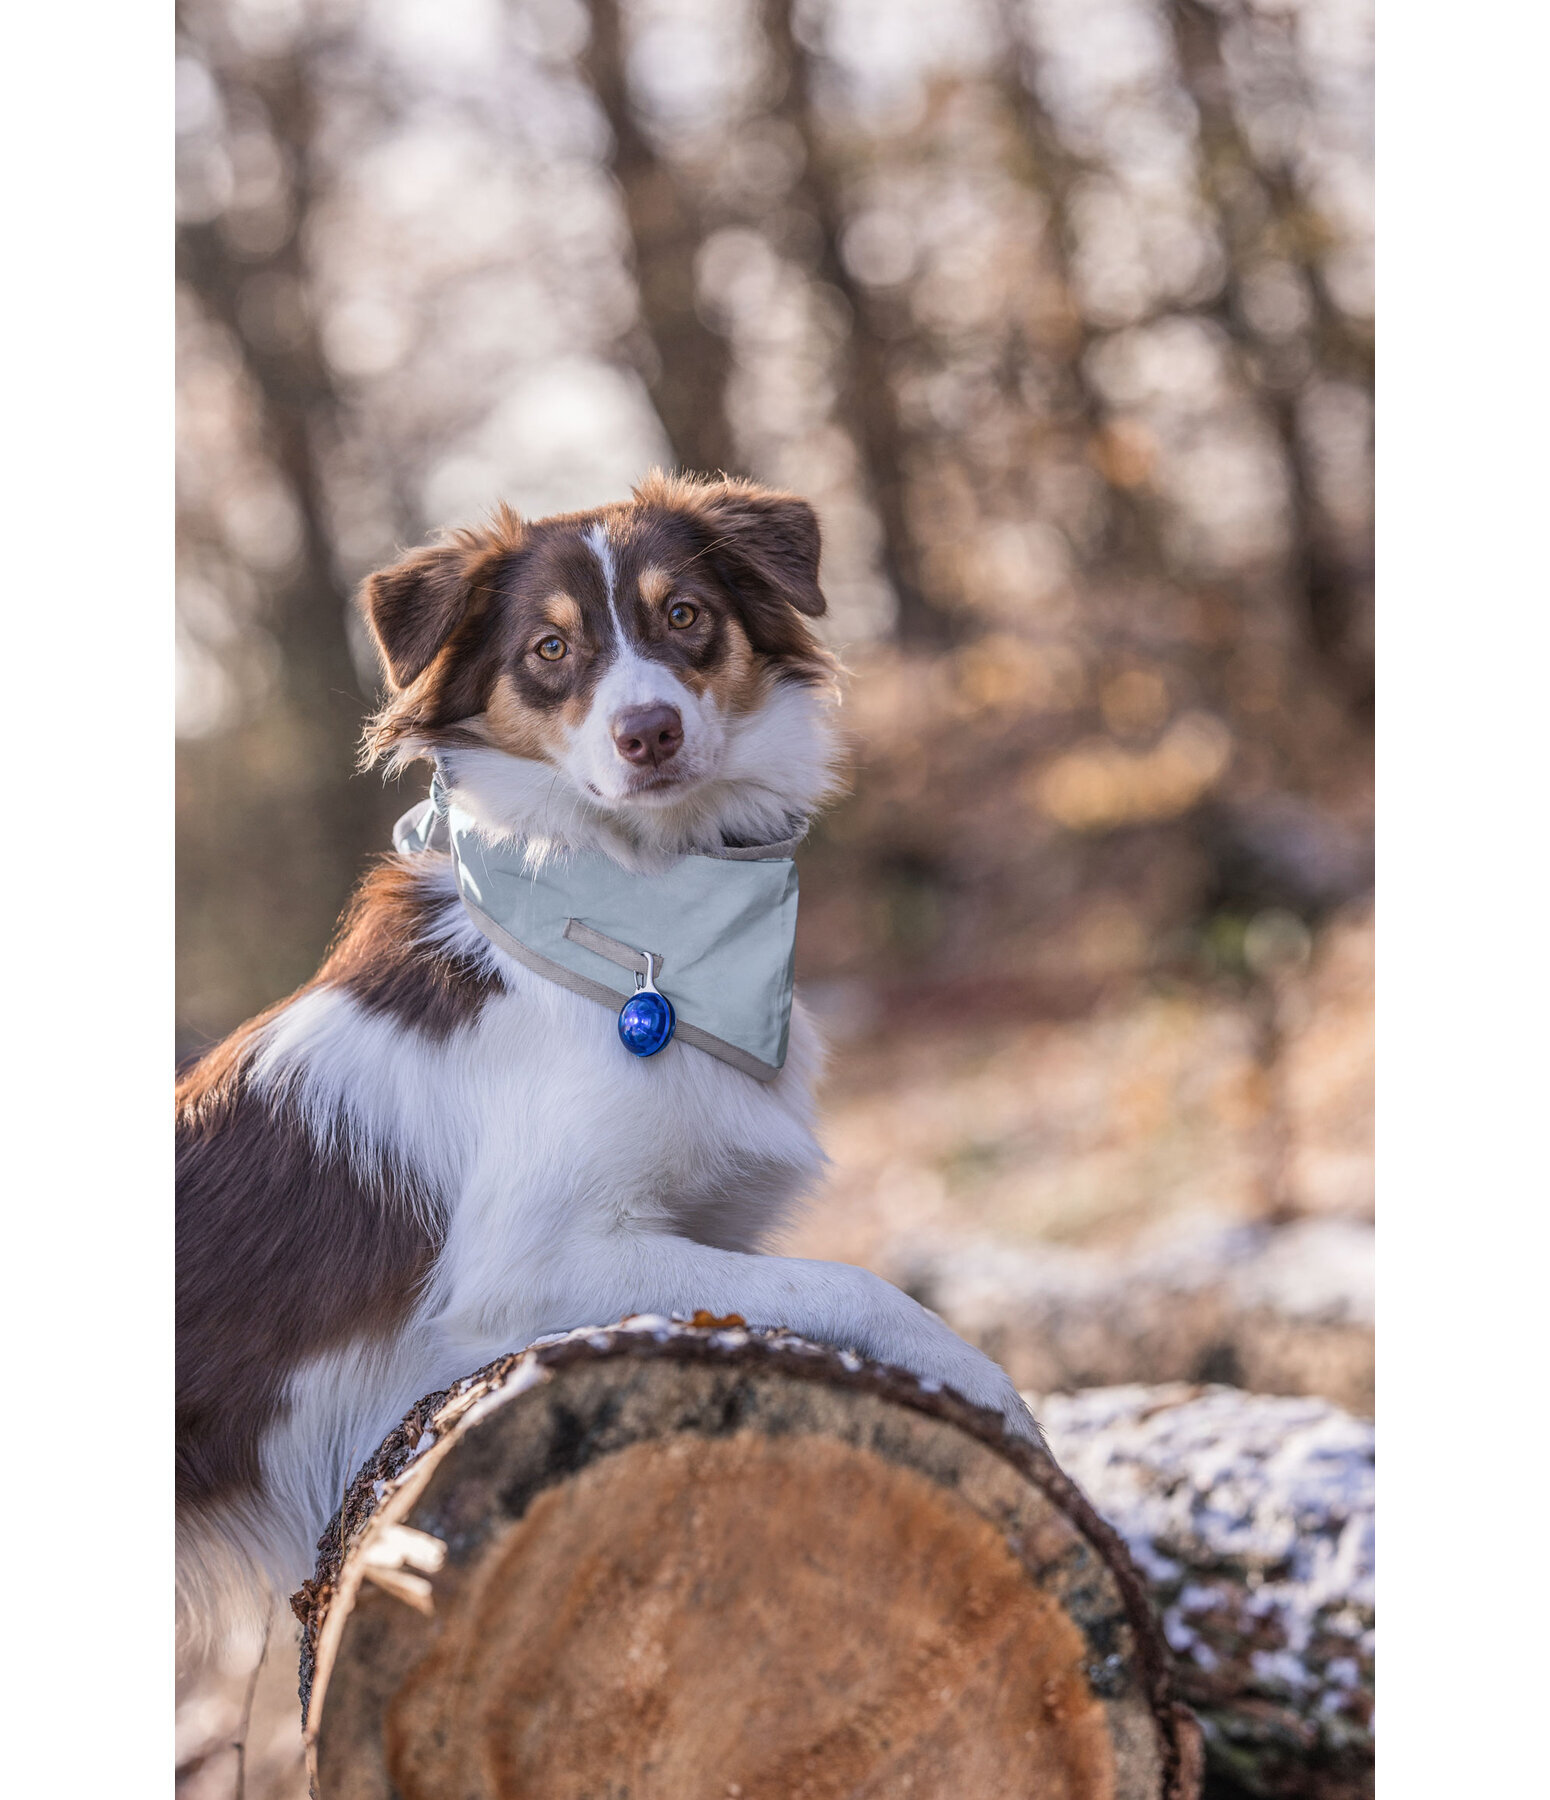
176;1058;441;1518
638;564;673;606
706;614;767;715
483;671;566;765
316;859;504;1039
543;593;584;637
177;859;494;1522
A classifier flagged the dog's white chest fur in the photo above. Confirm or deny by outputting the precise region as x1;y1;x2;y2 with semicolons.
257;876;824;1276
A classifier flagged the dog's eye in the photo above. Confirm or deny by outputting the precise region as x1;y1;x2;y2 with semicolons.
667;602;698;630
535;636;568;662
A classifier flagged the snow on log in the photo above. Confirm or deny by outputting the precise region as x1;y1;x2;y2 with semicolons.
295;1317;1203;1800
1037;1385;1373;1800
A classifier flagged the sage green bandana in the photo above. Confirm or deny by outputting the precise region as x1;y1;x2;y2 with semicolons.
393;773;803;1082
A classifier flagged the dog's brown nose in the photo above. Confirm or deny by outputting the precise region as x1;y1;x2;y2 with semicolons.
613;704;684;767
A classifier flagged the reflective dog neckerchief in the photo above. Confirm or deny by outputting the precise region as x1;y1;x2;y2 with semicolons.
393;773;804;1082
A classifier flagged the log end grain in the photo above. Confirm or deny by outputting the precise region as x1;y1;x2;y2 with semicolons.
297;1319;1202;1800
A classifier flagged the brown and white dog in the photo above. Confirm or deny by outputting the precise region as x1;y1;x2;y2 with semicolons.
176;472;1036;1639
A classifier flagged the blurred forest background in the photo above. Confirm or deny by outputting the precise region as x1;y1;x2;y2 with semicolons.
176;0;1371;1787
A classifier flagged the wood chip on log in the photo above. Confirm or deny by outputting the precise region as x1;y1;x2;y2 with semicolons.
295;1316;1203;1800
1038;1385;1373;1800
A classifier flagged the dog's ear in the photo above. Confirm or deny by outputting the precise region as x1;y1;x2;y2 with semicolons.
700;483;826;620
359;544;478;691
358;512;526;764
636;473;827;626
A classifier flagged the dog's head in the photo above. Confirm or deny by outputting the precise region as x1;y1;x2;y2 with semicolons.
361;473;842;860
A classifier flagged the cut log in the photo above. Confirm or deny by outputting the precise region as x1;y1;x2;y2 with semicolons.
1037;1386;1374;1800
906;1220;1375;1418
296;1318;1202;1800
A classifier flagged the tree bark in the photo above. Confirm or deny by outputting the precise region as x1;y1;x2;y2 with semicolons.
759;0;950;645
297;1319;1203;1799
1164;0;1373;714
993;0;1160;577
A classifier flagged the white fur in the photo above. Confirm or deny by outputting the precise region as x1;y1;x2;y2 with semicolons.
584;521;621;626
201;570;1037;1618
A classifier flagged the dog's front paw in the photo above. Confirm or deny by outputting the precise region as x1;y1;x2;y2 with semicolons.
904;1331;1044;1447
993;1383;1045;1447
961;1362;1044;1446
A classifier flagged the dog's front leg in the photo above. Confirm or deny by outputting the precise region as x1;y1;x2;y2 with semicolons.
559;1229;1040;1443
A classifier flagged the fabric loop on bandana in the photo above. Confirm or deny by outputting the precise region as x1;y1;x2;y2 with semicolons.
562;917;662;977
391;774;804;1082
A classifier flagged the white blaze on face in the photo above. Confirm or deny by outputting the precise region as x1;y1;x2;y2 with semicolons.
562;523;727;805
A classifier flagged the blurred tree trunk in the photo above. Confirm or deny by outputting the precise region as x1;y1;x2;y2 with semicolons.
1166;0;1373;714
177;33;397;1042
995;0;1160;578
760;0;952;646
582;0;742;479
